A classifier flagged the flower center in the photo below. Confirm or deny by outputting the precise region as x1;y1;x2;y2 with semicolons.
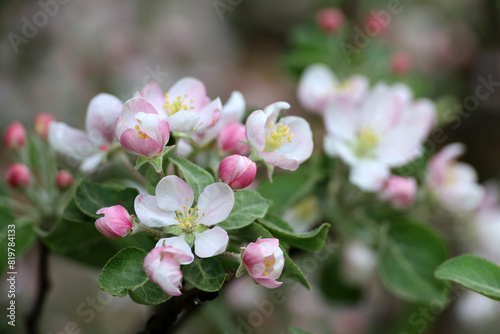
134;119;150;140
336;81;351;91
174;198;205;233
163;93;195;116
263;257;276;275
354;126;379;157
264;122;294;152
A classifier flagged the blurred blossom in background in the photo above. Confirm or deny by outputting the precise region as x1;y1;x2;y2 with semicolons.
2;0;500;333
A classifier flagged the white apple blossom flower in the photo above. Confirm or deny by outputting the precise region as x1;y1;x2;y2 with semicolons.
426;143;484;211
324;83;435;191
246;102;313;171
298;63;368;114
49;93;123;172
134;175;234;262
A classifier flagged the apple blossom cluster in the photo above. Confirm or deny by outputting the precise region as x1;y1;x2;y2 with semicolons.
42;76;314;295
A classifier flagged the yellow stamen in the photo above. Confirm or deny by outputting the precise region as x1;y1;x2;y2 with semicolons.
264;122;293;152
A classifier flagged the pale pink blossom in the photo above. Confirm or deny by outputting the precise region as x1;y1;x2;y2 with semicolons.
95;205;133;239
55;170;74;190
217;122;249;155
135;79;222;133
5;163;30;188
3;122;26;149
49;93;123;172
298;64;368;115
316;8;345;34
426;143;483;211
324;83;435;191
135;175;234;261
143;246;193;296
34;112;55;139
114;98;170;158
242;238;284;288
219;155;256;189
379;175;417;209
246;102;313;171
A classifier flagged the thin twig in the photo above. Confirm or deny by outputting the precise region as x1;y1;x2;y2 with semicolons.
26;242;50;334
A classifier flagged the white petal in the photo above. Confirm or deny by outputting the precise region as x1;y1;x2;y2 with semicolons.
298;64;337;114
197;183;235;226
324;99;357;141
245;110;267;152
49;122;97;161
222;91;245;123
155;236;194;264
85;93;123;145
155;175;194;212
80;152;105;173
193;226;229;258
135;195;175;227
263;101;290;126
350;161;390;192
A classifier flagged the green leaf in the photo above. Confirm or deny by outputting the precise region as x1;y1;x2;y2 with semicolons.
27;134;54;189
435;254;500;301
236;223;311;289
134;145;176;173
287;327;313;334
75;181;139;219
182;257;226;292
217;189;271;230
98;247;171;305
145;166;161;195
378;221;449;304
169;157;214;198
258;215;330;251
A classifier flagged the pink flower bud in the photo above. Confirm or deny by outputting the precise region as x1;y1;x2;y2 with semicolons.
143;246;193;296
364;11;390;36
5;163;30;188
316;8;345;34
95;205;133;238
218;122;250;155
242;238;284;288
3;122;26;149
55;170;74;190
33;112;55;140
219;155;257;190
379;175;417;209
391;52;412;75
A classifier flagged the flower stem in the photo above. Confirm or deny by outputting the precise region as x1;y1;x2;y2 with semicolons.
26;241;50;334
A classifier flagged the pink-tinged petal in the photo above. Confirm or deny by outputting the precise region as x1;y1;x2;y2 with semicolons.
263;102;290;127
379;176;417;209
193;226;229;258
428;143;465;185
167;77;207;111
138;82;165;113
85;93;123;145
114;117;128;142
122;97;159;126
49;122;97;161
259;151;299;171
155;236;194;264
324;98;357;141
337;75;369;103
219;155;256;189
255;238;280;257
252;276;283;289
135;194;175;227
95;205;132;238
350;161;390;192
134;113;168;144
143;246;185;296
242;243;265;268
196;97;222;129
119;128;162;157
275;116;313;164
80;152;105;173
245;110;267;152
197;183;235;226
155;175;194;213
298;64;338;114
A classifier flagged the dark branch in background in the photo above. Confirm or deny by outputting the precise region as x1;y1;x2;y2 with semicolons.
26;242;50;334
138;289;219;334
485;0;500;47
343;0;358;23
